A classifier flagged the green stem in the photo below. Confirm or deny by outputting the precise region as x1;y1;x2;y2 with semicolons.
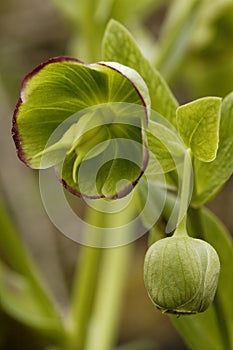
69;1;103;61
64;205;105;350
171;148;192;236
177;149;192;225
154;0;202;81
84;202;135;350
173;216;187;237
65;247;102;350
84;244;133;350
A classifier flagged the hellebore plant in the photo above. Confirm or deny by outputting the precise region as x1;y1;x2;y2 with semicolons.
10;19;233;350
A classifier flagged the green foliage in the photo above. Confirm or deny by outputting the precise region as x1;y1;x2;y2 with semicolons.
192;92;233;206
181;0;233;98
0;196;64;344
172;208;233;350
115;339;159;350
52;0;164;61
0;262;64;340
102;19;179;126
176;97;221;162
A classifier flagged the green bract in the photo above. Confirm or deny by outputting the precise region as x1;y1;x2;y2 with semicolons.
144;234;220;315
192;92;233;206
176;97;221;162
12;57;150;198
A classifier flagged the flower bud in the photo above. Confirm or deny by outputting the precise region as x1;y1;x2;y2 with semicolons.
144;235;220;314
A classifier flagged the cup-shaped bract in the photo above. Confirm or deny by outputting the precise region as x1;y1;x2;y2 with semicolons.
144;235;220;314
12;57;150;199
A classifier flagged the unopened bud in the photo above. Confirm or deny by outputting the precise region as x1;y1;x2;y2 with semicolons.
144;235;220;314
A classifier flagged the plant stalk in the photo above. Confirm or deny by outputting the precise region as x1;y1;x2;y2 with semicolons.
84;202;135;350
84;244;133;350
167;148;192;234
154;0;202;81
63;204;106;350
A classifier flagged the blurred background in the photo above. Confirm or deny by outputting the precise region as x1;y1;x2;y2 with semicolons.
0;0;233;349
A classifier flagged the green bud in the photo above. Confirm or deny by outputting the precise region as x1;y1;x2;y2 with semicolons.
144;234;220;315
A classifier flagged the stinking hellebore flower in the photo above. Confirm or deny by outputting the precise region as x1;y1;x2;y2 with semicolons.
144;233;220;314
12;57;150;199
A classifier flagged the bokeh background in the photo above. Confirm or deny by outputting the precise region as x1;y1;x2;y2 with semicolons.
0;0;233;349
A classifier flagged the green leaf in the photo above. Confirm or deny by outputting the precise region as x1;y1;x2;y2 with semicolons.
12;57;149;198
171;306;222;350
0;262;64;340
146;118;186;175
192;92;233;206
172;208;233;350
102;19;179;126
201;209;233;350
0;195;64;342
176;97;222;162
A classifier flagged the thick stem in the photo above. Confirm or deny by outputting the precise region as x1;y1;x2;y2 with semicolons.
65;247;102;350
84;244;133;350
63;205;105;350
84;202;135;350
63;200;135;350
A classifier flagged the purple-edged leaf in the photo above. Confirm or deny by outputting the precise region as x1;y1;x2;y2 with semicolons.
12;57;150;198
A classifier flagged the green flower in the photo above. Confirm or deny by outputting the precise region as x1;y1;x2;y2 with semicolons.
12;57;150;199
